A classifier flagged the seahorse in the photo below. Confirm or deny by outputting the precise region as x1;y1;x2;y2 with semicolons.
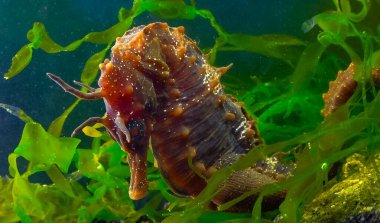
47;22;290;212
322;63;380;117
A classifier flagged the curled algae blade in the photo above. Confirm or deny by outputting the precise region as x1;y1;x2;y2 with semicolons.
4;45;33;80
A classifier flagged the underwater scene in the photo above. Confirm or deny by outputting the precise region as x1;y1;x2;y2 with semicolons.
1;0;380;222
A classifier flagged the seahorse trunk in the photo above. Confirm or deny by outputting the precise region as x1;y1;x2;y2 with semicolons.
49;22;289;211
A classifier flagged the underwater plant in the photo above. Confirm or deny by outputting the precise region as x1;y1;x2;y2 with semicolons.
1;0;380;222
301;153;380;222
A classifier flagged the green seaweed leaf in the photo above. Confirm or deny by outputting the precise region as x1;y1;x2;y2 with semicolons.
138;0;197;19
80;44;111;85
45;165;77;197
220;34;306;67
85;19;134;44
76;149;107;181
48;99;80;137
27;22;64;53
118;7;130;22
14;122;80;173
290;41;327;91
4;44;33;80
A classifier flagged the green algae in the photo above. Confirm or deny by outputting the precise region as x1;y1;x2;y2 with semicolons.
14;122;79;174
301;153;380;223
1;120;147;222
1;0;380;222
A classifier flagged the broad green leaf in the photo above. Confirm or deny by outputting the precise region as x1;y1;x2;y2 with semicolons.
107;165;130;178
80;44;111;85
48;99;80;137
27;22;84;53
14;122;80;173
290;41;326;91
85;19;133;44
220;34;306;67
27;22;65;53
4;44;33;79
139;0;197;19
101;143;127;170
45;165;76;197
75;149;107;181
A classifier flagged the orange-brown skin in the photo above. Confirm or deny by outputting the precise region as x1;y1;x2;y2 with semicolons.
98;22;263;199
321;63;357;117
322;63;380;117
48;23;288;211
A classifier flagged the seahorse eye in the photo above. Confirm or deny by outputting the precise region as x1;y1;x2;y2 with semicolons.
126;119;145;142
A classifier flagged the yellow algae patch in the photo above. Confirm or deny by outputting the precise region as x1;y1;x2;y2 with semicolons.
82;123;104;137
301;153;380;223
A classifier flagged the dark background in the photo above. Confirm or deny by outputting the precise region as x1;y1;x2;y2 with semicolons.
0;0;331;176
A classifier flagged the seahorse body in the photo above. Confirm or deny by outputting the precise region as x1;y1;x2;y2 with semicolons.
322;63;380;117
48;22;286;211
101;22;272;199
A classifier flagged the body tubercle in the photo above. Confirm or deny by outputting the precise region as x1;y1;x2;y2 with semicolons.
47;22;287;210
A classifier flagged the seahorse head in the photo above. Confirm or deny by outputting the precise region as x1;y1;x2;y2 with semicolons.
98;55;157;151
